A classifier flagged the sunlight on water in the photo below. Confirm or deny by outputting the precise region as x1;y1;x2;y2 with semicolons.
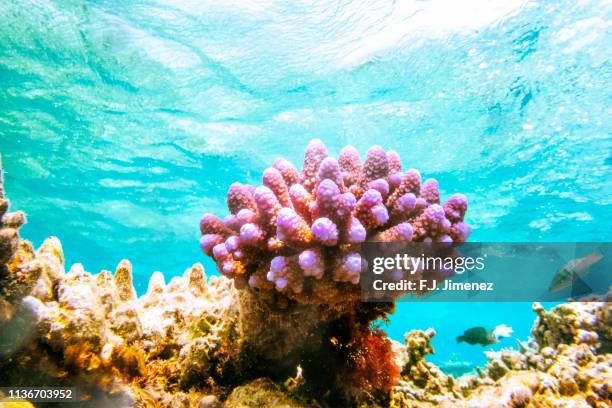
1;0;610;367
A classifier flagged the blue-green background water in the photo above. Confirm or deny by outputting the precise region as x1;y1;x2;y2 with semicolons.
1;0;610;369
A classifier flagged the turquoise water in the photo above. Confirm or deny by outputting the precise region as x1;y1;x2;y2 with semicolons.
1;0;611;369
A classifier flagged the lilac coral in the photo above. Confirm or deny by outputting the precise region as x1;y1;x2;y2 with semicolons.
200;139;471;305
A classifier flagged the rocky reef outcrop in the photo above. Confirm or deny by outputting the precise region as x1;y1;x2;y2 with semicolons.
0;160;237;406
388;299;612;407
0;148;610;407
0;239;239;406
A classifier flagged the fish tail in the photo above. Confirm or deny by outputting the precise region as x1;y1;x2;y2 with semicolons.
456;335;464;343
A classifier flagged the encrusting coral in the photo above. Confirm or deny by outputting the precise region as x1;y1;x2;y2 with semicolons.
0;148;610;408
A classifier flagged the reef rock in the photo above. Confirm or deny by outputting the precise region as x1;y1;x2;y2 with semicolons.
0;167;243;405
389;297;612;407
224;378;312;408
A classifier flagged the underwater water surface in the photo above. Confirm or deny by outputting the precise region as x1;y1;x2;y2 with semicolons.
1;0;611;369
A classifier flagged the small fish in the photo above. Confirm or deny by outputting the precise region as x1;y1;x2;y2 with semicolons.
548;251;603;293
456;324;513;346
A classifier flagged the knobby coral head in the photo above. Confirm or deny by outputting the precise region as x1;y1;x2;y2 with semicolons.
199;139;470;305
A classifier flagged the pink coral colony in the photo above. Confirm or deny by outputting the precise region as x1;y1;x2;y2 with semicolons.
197;140;472;397
200;139;471;303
